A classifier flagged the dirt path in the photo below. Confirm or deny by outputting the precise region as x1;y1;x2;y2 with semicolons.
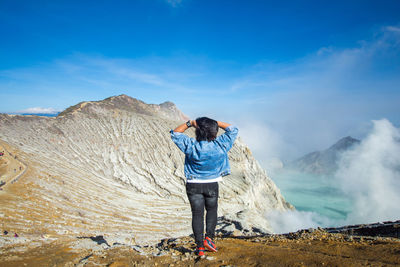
0;141;27;190
1;231;399;267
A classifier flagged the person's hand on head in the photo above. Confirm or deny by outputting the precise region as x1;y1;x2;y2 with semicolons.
191;120;198;128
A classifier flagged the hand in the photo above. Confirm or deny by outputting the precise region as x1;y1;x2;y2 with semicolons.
217;121;231;130
190;120;198;128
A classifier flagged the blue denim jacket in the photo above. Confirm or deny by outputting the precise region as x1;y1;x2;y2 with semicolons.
170;126;239;180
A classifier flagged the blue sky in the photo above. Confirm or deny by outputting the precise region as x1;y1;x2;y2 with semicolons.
1;0;400;161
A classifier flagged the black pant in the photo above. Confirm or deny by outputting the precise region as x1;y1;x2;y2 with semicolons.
186;182;219;248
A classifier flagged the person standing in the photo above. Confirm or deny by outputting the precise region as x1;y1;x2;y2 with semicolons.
170;117;238;256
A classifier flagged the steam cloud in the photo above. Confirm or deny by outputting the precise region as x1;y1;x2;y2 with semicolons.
236;118;292;172
266;118;400;234
266;210;333;234
336;119;400;224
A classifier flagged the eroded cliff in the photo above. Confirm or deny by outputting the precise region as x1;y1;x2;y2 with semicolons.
0;95;291;244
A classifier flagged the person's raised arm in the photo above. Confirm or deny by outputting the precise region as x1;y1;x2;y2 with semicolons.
173;120;197;133
217;121;231;130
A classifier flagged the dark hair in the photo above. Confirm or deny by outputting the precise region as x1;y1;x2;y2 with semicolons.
195;117;218;142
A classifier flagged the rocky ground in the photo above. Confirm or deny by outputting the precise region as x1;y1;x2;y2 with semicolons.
1;225;400;266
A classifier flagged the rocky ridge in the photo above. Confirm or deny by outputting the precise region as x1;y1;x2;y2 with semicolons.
287;136;361;174
57;94;189;122
0;95;292;245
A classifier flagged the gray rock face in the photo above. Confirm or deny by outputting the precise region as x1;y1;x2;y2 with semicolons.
0;95;292;244
287;136;360;174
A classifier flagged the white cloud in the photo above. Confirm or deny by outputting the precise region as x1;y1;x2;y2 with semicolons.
165;0;183;7
385;26;400;33
316;46;334;56
265;210;333;234
17;107;60;114
335;119;400;224
56;55;183;89
236;117;294;172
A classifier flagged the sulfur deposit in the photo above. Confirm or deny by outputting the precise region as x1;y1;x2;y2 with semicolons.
0;95;292;245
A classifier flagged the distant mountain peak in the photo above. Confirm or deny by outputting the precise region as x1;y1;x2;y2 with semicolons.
57;94;189;121
159;101;176;108
103;94;146;105
329;136;360;151
287;136;361;174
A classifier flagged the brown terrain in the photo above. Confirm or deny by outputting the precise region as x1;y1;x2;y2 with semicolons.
1;225;400;266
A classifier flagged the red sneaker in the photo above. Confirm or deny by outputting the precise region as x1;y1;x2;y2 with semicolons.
204;236;217;252
195;247;205;256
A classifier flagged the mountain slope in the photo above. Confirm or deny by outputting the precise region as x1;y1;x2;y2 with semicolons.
287;136;361;174
0;95;292;244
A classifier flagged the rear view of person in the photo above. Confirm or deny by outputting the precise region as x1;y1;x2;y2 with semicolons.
170;117;238;256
